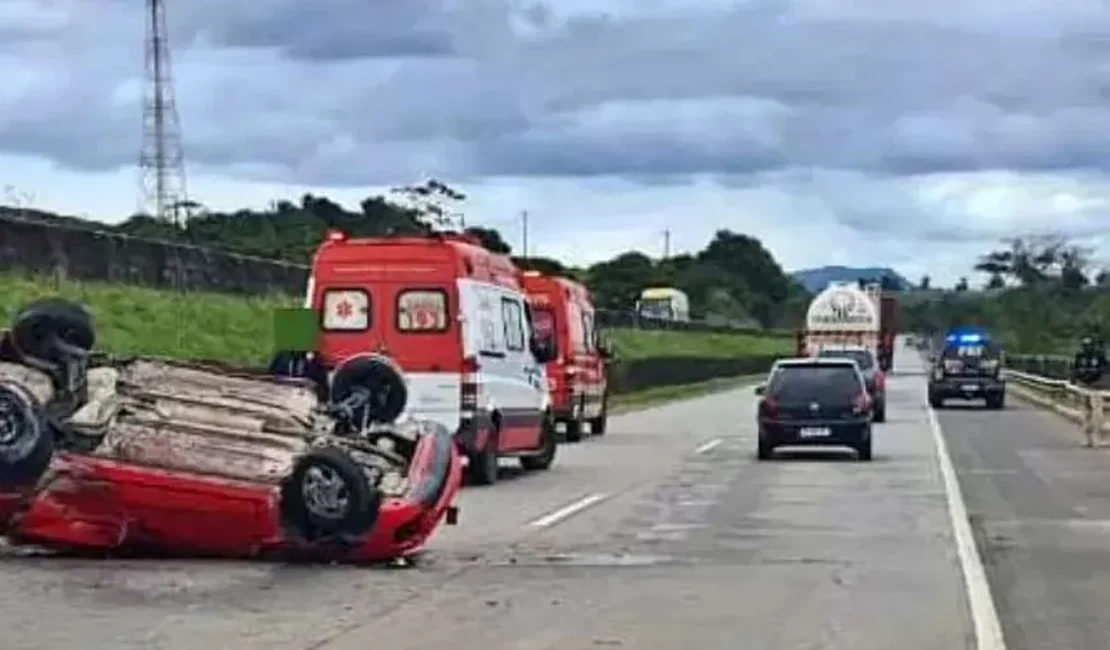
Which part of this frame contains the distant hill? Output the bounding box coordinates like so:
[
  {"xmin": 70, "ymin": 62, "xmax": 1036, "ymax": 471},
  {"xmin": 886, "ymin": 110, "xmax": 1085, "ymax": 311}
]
[{"xmin": 791, "ymin": 266, "xmax": 912, "ymax": 293}]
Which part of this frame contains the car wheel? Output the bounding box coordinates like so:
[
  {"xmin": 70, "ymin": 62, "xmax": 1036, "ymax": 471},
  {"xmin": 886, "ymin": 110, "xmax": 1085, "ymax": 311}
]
[
  {"xmin": 985, "ymin": 394, "xmax": 1005, "ymax": 410},
  {"xmin": 589, "ymin": 394, "xmax": 608, "ymax": 436},
  {"xmin": 329, "ymin": 354, "xmax": 408, "ymax": 426},
  {"xmin": 928, "ymin": 394, "xmax": 944, "ymax": 409},
  {"xmin": 856, "ymin": 435, "xmax": 873, "ymax": 461},
  {"xmin": 521, "ymin": 412, "xmax": 557, "ymax": 471},
  {"xmin": 756, "ymin": 437, "xmax": 774, "ymax": 461},
  {"xmin": 280, "ymin": 446, "xmax": 381, "ymax": 541},
  {"xmin": 9, "ymin": 298, "xmax": 95, "ymax": 367},
  {"xmin": 873, "ymin": 402, "xmax": 887, "ymax": 423},
  {"xmin": 0, "ymin": 381, "xmax": 54, "ymax": 491},
  {"xmin": 466, "ymin": 425, "xmax": 499, "ymax": 486}
]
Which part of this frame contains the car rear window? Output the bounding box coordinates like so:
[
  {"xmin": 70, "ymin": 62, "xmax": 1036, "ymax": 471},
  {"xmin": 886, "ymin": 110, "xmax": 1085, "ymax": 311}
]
[
  {"xmin": 818, "ymin": 349, "xmax": 874, "ymax": 371},
  {"xmin": 322, "ymin": 288, "xmax": 370, "ymax": 331},
  {"xmin": 397, "ymin": 289, "xmax": 448, "ymax": 332},
  {"xmin": 769, "ymin": 365, "xmax": 862, "ymax": 401}
]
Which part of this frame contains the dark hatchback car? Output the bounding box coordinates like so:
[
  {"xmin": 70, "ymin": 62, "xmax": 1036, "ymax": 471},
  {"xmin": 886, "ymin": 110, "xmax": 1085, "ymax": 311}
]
[
  {"xmin": 927, "ymin": 339, "xmax": 1006, "ymax": 409},
  {"xmin": 754, "ymin": 358, "xmax": 873, "ymax": 461}
]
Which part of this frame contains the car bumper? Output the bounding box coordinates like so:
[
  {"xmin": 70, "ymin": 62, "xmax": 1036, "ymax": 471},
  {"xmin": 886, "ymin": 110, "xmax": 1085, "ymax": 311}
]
[
  {"xmin": 759, "ymin": 418, "xmax": 871, "ymax": 447},
  {"xmin": 929, "ymin": 376, "xmax": 1005, "ymax": 399}
]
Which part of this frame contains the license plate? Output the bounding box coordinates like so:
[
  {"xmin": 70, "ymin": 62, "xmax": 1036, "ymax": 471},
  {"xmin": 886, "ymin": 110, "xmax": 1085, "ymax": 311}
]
[
  {"xmin": 799, "ymin": 427, "xmax": 831, "ymax": 438},
  {"xmin": 962, "ymin": 384, "xmax": 979, "ymax": 392}
]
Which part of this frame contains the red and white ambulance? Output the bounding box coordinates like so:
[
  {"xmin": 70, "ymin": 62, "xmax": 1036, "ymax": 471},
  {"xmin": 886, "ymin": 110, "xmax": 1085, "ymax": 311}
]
[
  {"xmin": 519, "ymin": 271, "xmax": 610, "ymax": 441},
  {"xmin": 303, "ymin": 231, "xmax": 557, "ymax": 486}
]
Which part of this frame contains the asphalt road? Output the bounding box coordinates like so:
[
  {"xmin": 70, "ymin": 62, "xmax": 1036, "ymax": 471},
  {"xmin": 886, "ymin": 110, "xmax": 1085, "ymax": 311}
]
[
  {"xmin": 939, "ymin": 378, "xmax": 1110, "ymax": 649},
  {"xmin": 0, "ymin": 348, "xmax": 987, "ymax": 650}
]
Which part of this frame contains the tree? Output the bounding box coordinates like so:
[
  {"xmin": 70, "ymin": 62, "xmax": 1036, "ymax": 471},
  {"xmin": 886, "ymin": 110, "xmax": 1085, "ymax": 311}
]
[
  {"xmin": 954, "ymin": 277, "xmax": 969, "ymax": 292},
  {"xmin": 465, "ymin": 226, "xmax": 511, "ymax": 254},
  {"xmin": 986, "ymin": 273, "xmax": 1005, "ymax": 290},
  {"xmin": 918, "ymin": 275, "xmax": 931, "ymax": 290}
]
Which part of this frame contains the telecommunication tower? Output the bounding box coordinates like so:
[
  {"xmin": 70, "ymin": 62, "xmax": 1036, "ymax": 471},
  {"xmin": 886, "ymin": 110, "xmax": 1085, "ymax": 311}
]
[{"xmin": 138, "ymin": 0, "xmax": 188, "ymax": 226}]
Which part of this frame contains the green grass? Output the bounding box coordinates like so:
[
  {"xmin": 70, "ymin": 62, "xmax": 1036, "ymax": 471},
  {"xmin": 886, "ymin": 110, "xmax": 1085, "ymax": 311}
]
[
  {"xmin": 606, "ymin": 328, "xmax": 792, "ymax": 360},
  {"xmin": 0, "ymin": 271, "xmax": 790, "ymax": 365},
  {"xmin": 610, "ymin": 374, "xmax": 764, "ymax": 412},
  {"xmin": 0, "ymin": 272, "xmax": 296, "ymax": 366}
]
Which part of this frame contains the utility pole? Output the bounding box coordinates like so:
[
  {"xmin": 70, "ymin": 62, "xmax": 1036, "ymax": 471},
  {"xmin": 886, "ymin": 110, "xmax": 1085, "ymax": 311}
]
[
  {"xmin": 663, "ymin": 228, "xmax": 671, "ymax": 260},
  {"xmin": 521, "ymin": 210, "xmax": 529, "ymax": 258}
]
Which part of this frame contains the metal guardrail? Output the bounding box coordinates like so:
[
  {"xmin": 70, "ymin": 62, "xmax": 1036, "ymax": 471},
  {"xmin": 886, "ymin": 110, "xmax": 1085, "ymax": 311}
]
[{"xmin": 1003, "ymin": 369, "xmax": 1109, "ymax": 439}]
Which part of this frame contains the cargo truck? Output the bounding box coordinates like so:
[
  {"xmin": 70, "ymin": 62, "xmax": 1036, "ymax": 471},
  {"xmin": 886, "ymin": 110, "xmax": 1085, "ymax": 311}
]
[{"xmin": 795, "ymin": 281, "xmax": 898, "ymax": 372}]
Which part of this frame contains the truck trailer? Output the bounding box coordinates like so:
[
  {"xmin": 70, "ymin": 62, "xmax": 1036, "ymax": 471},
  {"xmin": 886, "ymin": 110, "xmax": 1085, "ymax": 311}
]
[{"xmin": 795, "ymin": 281, "xmax": 898, "ymax": 371}]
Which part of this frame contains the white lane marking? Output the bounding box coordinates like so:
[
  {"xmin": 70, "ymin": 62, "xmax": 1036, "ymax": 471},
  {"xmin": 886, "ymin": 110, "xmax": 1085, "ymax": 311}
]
[
  {"xmin": 528, "ymin": 493, "xmax": 608, "ymax": 529},
  {"xmin": 926, "ymin": 396, "xmax": 1008, "ymax": 650},
  {"xmin": 695, "ymin": 438, "xmax": 723, "ymax": 454}
]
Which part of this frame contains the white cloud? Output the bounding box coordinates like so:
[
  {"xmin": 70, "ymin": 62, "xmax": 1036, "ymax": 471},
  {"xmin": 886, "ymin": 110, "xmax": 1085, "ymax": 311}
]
[{"xmin": 0, "ymin": 0, "xmax": 1107, "ymax": 285}]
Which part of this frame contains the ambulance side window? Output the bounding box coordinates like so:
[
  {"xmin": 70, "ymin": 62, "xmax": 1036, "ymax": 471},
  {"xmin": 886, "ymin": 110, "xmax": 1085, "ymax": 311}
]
[
  {"xmin": 476, "ymin": 289, "xmax": 502, "ymax": 355},
  {"xmin": 501, "ymin": 297, "xmax": 526, "ymax": 352},
  {"xmin": 581, "ymin": 311, "xmax": 596, "ymax": 353}
]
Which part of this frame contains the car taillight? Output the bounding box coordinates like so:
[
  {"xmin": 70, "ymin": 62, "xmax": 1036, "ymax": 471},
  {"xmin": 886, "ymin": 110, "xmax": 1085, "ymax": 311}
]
[
  {"xmin": 461, "ymin": 355, "xmax": 480, "ymax": 413},
  {"xmin": 759, "ymin": 396, "xmax": 779, "ymax": 418},
  {"xmin": 852, "ymin": 392, "xmax": 871, "ymax": 414}
]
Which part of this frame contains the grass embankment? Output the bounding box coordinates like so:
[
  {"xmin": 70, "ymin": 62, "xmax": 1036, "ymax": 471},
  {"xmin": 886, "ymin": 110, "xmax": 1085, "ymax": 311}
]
[{"xmin": 0, "ymin": 272, "xmax": 791, "ymax": 373}]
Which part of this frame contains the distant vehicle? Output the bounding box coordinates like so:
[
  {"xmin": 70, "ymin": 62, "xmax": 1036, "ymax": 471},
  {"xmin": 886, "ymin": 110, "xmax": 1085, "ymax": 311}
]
[
  {"xmin": 816, "ymin": 344, "xmax": 886, "ymax": 422},
  {"xmin": 927, "ymin": 328, "xmax": 1006, "ymax": 409},
  {"xmin": 284, "ymin": 230, "xmax": 558, "ymax": 486},
  {"xmin": 754, "ymin": 357, "xmax": 874, "ymax": 461},
  {"xmin": 519, "ymin": 270, "xmax": 611, "ymax": 442},
  {"xmin": 795, "ymin": 281, "xmax": 898, "ymax": 372},
  {"xmin": 636, "ymin": 287, "xmax": 690, "ymax": 323}
]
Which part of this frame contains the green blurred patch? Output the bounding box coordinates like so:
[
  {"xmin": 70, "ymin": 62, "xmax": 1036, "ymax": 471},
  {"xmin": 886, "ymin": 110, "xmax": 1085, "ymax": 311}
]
[{"xmin": 273, "ymin": 308, "xmax": 319, "ymax": 352}]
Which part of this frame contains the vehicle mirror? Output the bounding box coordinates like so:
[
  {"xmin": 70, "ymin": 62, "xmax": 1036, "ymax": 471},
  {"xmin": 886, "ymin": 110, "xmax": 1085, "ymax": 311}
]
[{"xmin": 753, "ymin": 384, "xmax": 765, "ymax": 396}]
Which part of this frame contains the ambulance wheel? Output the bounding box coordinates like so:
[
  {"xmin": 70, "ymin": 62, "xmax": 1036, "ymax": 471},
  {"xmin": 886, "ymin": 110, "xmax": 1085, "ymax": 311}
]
[
  {"xmin": 0, "ymin": 381, "xmax": 54, "ymax": 491},
  {"xmin": 280, "ymin": 446, "xmax": 381, "ymax": 541},
  {"xmin": 564, "ymin": 417, "xmax": 584, "ymax": 443},
  {"xmin": 521, "ymin": 411, "xmax": 557, "ymax": 471},
  {"xmin": 589, "ymin": 394, "xmax": 609, "ymax": 436},
  {"xmin": 466, "ymin": 425, "xmax": 499, "ymax": 486}
]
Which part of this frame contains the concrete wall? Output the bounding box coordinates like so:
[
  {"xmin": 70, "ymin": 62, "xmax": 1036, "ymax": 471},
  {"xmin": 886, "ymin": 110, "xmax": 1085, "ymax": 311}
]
[{"xmin": 0, "ymin": 215, "xmax": 308, "ymax": 295}]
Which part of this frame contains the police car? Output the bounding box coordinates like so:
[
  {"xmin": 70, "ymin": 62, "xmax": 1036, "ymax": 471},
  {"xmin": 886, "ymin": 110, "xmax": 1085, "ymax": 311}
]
[{"xmin": 927, "ymin": 328, "xmax": 1006, "ymax": 409}]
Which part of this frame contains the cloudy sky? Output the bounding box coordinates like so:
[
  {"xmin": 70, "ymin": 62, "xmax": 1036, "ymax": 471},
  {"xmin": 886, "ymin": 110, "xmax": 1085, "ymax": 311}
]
[{"xmin": 1, "ymin": 0, "xmax": 1109, "ymax": 285}]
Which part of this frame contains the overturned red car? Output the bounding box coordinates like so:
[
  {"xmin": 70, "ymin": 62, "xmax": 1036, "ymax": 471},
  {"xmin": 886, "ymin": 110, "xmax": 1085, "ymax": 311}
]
[{"xmin": 0, "ymin": 299, "xmax": 462, "ymax": 562}]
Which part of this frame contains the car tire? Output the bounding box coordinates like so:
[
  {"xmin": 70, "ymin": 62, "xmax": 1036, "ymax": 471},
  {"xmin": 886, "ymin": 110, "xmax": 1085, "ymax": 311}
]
[
  {"xmin": 329, "ymin": 354, "xmax": 408, "ymax": 426},
  {"xmin": 0, "ymin": 381, "xmax": 54, "ymax": 491},
  {"xmin": 856, "ymin": 435, "xmax": 873, "ymax": 461},
  {"xmin": 589, "ymin": 394, "xmax": 608, "ymax": 436},
  {"xmin": 466, "ymin": 425, "xmax": 499, "ymax": 486},
  {"xmin": 986, "ymin": 394, "xmax": 1005, "ymax": 410},
  {"xmin": 279, "ymin": 446, "xmax": 381, "ymax": 541},
  {"xmin": 873, "ymin": 402, "xmax": 886, "ymax": 423},
  {"xmin": 928, "ymin": 393, "xmax": 944, "ymax": 409},
  {"xmin": 521, "ymin": 412, "xmax": 557, "ymax": 471},
  {"xmin": 756, "ymin": 437, "xmax": 774, "ymax": 461},
  {"xmin": 9, "ymin": 298, "xmax": 95, "ymax": 368}
]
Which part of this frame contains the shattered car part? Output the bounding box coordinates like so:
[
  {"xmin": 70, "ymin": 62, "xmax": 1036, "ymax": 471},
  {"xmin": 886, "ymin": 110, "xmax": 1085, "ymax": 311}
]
[{"xmin": 0, "ymin": 299, "xmax": 462, "ymax": 562}]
